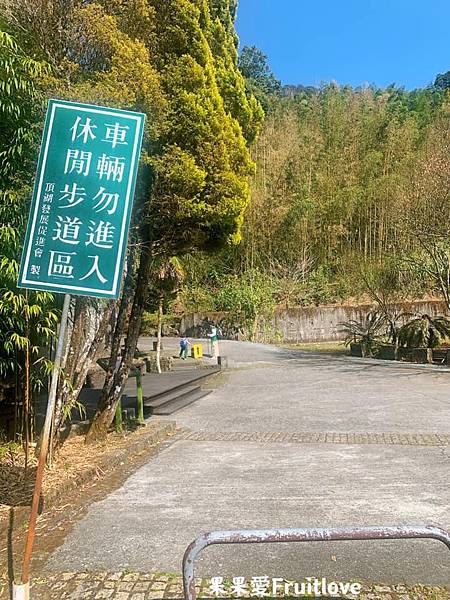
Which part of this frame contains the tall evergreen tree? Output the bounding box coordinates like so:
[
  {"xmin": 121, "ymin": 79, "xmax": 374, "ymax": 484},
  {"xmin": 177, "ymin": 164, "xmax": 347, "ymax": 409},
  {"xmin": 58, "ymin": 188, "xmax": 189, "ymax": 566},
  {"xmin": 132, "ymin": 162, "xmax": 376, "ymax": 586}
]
[
  {"xmin": 238, "ymin": 44, "xmax": 281, "ymax": 112},
  {"xmin": 86, "ymin": 0, "xmax": 263, "ymax": 440},
  {"xmin": 207, "ymin": 0, "xmax": 263, "ymax": 143}
]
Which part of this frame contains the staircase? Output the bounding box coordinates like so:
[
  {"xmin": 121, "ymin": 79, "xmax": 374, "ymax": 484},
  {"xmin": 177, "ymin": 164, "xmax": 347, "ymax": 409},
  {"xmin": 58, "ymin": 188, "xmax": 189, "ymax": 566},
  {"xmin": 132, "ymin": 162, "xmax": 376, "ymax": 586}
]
[
  {"xmin": 123, "ymin": 365, "xmax": 221, "ymax": 416},
  {"xmin": 147, "ymin": 386, "xmax": 211, "ymax": 415}
]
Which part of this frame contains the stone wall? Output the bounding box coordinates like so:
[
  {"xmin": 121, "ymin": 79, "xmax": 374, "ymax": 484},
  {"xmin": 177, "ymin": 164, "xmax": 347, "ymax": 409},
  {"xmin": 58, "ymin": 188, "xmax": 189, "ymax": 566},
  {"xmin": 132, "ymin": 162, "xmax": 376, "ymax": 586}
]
[{"xmin": 180, "ymin": 301, "xmax": 448, "ymax": 343}]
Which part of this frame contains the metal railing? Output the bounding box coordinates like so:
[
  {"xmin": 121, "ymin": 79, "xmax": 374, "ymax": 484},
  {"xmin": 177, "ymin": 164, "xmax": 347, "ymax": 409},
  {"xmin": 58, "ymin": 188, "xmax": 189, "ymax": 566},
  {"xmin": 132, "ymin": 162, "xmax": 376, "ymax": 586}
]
[{"xmin": 182, "ymin": 525, "xmax": 450, "ymax": 600}]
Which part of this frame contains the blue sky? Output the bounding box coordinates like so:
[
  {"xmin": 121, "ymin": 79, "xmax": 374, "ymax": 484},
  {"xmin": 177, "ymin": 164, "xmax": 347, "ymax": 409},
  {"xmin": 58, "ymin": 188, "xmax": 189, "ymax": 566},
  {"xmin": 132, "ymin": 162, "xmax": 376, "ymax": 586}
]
[{"xmin": 235, "ymin": 0, "xmax": 450, "ymax": 89}]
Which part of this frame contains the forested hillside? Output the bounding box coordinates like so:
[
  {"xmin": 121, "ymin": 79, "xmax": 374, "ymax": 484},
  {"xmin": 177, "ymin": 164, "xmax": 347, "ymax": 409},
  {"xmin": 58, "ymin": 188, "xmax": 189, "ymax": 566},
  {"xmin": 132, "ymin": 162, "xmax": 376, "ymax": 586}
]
[
  {"xmin": 178, "ymin": 58, "xmax": 450, "ymax": 321},
  {"xmin": 2, "ymin": 0, "xmax": 450, "ymax": 443}
]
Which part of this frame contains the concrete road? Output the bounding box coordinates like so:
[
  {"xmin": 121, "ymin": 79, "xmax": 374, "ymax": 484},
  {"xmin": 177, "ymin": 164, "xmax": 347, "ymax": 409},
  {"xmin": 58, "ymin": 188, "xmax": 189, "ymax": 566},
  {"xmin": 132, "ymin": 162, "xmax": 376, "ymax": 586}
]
[{"xmin": 45, "ymin": 341, "xmax": 450, "ymax": 585}]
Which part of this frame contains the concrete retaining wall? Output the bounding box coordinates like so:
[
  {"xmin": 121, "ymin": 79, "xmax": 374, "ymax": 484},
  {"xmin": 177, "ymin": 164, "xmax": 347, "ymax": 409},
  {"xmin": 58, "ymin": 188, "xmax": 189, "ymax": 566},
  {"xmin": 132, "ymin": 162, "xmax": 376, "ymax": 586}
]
[{"xmin": 180, "ymin": 301, "xmax": 448, "ymax": 343}]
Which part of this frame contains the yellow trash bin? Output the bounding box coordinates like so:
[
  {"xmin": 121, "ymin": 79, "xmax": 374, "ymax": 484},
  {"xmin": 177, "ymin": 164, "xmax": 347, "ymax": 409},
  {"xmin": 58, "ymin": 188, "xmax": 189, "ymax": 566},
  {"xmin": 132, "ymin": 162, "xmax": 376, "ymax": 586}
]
[{"xmin": 192, "ymin": 344, "xmax": 203, "ymax": 359}]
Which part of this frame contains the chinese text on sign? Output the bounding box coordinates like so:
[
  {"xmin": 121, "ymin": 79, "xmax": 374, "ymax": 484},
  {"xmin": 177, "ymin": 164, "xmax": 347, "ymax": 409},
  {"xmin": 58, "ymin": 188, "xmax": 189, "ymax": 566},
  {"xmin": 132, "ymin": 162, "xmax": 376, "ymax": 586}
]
[{"xmin": 18, "ymin": 99, "xmax": 145, "ymax": 299}]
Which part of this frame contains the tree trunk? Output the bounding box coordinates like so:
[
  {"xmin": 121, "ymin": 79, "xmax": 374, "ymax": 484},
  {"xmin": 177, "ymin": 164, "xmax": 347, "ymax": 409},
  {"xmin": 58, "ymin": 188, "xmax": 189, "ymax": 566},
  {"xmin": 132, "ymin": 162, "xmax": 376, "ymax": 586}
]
[
  {"xmin": 52, "ymin": 298, "xmax": 113, "ymax": 449},
  {"xmin": 96, "ymin": 252, "xmax": 137, "ymax": 410},
  {"xmin": 156, "ymin": 298, "xmax": 163, "ymax": 374},
  {"xmin": 251, "ymin": 311, "xmax": 259, "ymax": 342},
  {"xmin": 85, "ymin": 247, "xmax": 152, "ymax": 444}
]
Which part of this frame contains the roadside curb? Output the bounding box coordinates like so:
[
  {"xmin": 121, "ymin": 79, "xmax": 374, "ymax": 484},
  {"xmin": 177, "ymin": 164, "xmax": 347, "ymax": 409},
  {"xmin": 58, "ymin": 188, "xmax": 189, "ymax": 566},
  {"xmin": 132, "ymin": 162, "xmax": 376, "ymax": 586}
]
[
  {"xmin": 0, "ymin": 419, "xmax": 177, "ymax": 542},
  {"xmin": 43, "ymin": 419, "xmax": 177, "ymax": 509}
]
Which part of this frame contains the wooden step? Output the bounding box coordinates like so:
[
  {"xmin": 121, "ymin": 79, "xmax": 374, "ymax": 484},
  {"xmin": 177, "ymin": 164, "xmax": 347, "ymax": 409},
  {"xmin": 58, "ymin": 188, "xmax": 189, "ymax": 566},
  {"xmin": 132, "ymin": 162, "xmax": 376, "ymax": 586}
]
[{"xmin": 152, "ymin": 389, "xmax": 212, "ymax": 415}]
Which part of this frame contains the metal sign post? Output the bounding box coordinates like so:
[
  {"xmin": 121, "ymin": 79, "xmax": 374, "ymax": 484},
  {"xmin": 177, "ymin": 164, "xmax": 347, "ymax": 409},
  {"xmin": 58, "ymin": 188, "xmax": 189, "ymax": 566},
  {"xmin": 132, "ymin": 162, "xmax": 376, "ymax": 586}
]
[
  {"xmin": 14, "ymin": 99, "xmax": 145, "ymax": 598},
  {"xmin": 16, "ymin": 294, "xmax": 71, "ymax": 599}
]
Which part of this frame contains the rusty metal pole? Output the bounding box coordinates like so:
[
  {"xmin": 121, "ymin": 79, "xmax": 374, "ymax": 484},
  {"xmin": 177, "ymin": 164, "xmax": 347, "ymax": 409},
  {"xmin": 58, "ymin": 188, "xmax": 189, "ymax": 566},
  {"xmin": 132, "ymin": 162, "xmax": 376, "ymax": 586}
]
[{"xmin": 15, "ymin": 294, "xmax": 71, "ymax": 599}]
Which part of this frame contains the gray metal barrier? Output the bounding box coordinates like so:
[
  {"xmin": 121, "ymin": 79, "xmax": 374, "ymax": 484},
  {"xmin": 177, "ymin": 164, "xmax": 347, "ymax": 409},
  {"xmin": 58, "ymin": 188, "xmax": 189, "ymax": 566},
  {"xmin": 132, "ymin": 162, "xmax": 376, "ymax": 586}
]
[{"xmin": 182, "ymin": 525, "xmax": 450, "ymax": 600}]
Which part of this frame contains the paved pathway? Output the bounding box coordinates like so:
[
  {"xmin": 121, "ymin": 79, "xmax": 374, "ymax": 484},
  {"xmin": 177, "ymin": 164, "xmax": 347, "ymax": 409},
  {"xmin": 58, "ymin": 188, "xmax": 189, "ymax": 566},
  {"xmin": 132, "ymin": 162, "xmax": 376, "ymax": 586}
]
[{"xmin": 40, "ymin": 342, "xmax": 450, "ymax": 590}]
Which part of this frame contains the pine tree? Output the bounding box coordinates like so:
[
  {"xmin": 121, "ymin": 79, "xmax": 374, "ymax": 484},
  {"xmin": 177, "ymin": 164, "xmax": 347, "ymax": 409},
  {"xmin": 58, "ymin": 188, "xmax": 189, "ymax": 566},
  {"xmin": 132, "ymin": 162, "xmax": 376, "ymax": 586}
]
[
  {"xmin": 208, "ymin": 0, "xmax": 263, "ymax": 143},
  {"xmin": 148, "ymin": 0, "xmax": 260, "ymax": 250}
]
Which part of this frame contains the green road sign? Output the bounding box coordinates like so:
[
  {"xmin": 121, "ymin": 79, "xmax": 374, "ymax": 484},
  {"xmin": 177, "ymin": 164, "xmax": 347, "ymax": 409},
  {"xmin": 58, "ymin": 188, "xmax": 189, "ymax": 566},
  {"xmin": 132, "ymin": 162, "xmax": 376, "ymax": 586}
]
[{"xmin": 18, "ymin": 99, "xmax": 145, "ymax": 299}]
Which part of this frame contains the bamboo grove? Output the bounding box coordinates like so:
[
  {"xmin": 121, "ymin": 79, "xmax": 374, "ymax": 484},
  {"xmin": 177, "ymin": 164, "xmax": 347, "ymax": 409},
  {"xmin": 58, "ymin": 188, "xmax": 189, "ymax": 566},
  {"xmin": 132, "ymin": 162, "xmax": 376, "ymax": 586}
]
[{"xmin": 180, "ymin": 78, "xmax": 450, "ymax": 313}]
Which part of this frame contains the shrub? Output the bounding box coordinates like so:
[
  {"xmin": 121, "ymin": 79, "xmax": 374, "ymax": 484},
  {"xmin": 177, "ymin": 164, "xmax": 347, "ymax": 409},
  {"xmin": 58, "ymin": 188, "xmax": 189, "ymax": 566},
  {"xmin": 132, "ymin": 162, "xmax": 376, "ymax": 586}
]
[
  {"xmin": 397, "ymin": 314, "xmax": 450, "ymax": 348},
  {"xmin": 176, "ymin": 285, "xmax": 217, "ymax": 314},
  {"xmin": 339, "ymin": 311, "xmax": 387, "ymax": 356},
  {"xmin": 215, "ymin": 270, "xmax": 277, "ymax": 340}
]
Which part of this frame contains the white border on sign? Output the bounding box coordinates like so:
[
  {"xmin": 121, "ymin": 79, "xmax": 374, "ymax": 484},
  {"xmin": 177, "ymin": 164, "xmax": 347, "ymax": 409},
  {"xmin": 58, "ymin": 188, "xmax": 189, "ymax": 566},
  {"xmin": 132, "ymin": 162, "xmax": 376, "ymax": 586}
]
[{"xmin": 21, "ymin": 102, "xmax": 143, "ymax": 296}]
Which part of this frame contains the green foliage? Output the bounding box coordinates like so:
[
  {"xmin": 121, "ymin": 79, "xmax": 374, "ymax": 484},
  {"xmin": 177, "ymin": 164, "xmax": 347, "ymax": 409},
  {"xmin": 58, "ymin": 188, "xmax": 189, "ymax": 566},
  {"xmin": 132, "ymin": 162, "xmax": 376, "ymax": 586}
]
[
  {"xmin": 400, "ymin": 238, "xmax": 450, "ymax": 310},
  {"xmin": 339, "ymin": 311, "xmax": 387, "ymax": 356},
  {"xmin": 147, "ymin": 0, "xmax": 261, "ymax": 252},
  {"xmin": 238, "ymin": 45, "xmax": 281, "ymax": 113},
  {"xmin": 0, "ymin": 30, "xmax": 49, "ymax": 181},
  {"xmin": 0, "ymin": 289, "xmax": 58, "ymax": 382},
  {"xmin": 176, "ymin": 79, "xmax": 450, "ymax": 314},
  {"xmin": 301, "ymin": 266, "xmax": 346, "ymax": 305},
  {"xmin": 61, "ymin": 395, "xmax": 87, "ymax": 421},
  {"xmin": 397, "ymin": 315, "xmax": 450, "ymax": 349},
  {"xmin": 271, "ymin": 266, "xmax": 349, "ymax": 307},
  {"xmin": 208, "ymin": 10, "xmax": 263, "ymax": 143},
  {"xmin": 45, "ymin": 0, "xmax": 262, "ymax": 257},
  {"xmin": 0, "ymin": 436, "xmax": 21, "ymax": 458},
  {"xmin": 0, "ymin": 29, "xmax": 57, "ymax": 392},
  {"xmin": 215, "ymin": 269, "xmax": 276, "ymax": 340},
  {"xmin": 177, "ymin": 283, "xmax": 217, "ymax": 313},
  {"xmin": 433, "ymin": 71, "xmax": 450, "ymax": 92}
]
